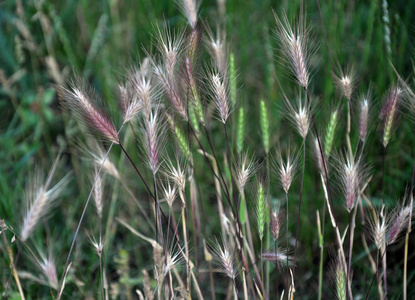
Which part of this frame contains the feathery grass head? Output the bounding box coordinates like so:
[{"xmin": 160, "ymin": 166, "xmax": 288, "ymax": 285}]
[
  {"xmin": 143, "ymin": 109, "xmax": 165, "ymax": 174},
  {"xmin": 21, "ymin": 157, "xmax": 70, "ymax": 241},
  {"xmin": 154, "ymin": 24, "xmax": 184, "ymax": 79},
  {"xmin": 358, "ymin": 92, "xmax": 371, "ymax": 142},
  {"xmin": 312, "ymin": 136, "xmax": 326, "ymax": 175},
  {"xmin": 387, "ymin": 204, "xmax": 412, "ymax": 245},
  {"xmin": 128, "ymin": 61, "xmax": 154, "ymax": 121},
  {"xmin": 236, "ymin": 152, "xmax": 258, "ymax": 192},
  {"xmin": 209, "ymin": 71, "xmax": 230, "ymax": 123},
  {"xmin": 59, "ymin": 80, "xmax": 119, "ymax": 144},
  {"xmin": 91, "ymin": 169, "xmax": 103, "ymax": 219},
  {"xmin": 154, "ymin": 64, "xmax": 188, "ymax": 121},
  {"xmin": 80, "ymin": 140, "xmax": 120, "ymax": 179},
  {"xmin": 211, "ymin": 237, "xmax": 237, "ymax": 279},
  {"xmin": 334, "ymin": 65, "xmax": 356, "ymax": 101},
  {"xmin": 274, "ymin": 8, "xmax": 315, "ymax": 88},
  {"xmin": 333, "ymin": 152, "xmax": 368, "ymax": 212},
  {"xmin": 380, "ymin": 86, "xmax": 402, "ymax": 147},
  {"xmin": 164, "ymin": 158, "xmax": 187, "ymax": 193},
  {"xmin": 38, "ymin": 253, "xmax": 58, "ymax": 290},
  {"xmin": 368, "ymin": 206, "xmax": 387, "ymax": 249},
  {"xmin": 88, "ymin": 233, "xmax": 104, "ymax": 258},
  {"xmin": 270, "ymin": 205, "xmax": 283, "ymax": 241},
  {"xmin": 274, "ymin": 148, "xmax": 299, "ymax": 194},
  {"xmin": 162, "ymin": 183, "xmax": 177, "ymax": 208},
  {"xmin": 206, "ymin": 25, "xmax": 228, "ymax": 77},
  {"xmin": 177, "ymin": 0, "xmax": 200, "ymax": 29},
  {"xmin": 283, "ymin": 93, "xmax": 310, "ymax": 139},
  {"xmin": 261, "ymin": 249, "xmax": 292, "ymax": 268}
]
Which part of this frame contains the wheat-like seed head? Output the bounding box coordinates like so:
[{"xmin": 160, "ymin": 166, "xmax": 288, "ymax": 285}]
[
  {"xmin": 274, "ymin": 148, "xmax": 298, "ymax": 194},
  {"xmin": 206, "ymin": 26, "xmax": 228, "ymax": 77},
  {"xmin": 39, "ymin": 255, "xmax": 58, "ymax": 290},
  {"xmin": 59, "ymin": 82, "xmax": 119, "ymax": 144},
  {"xmin": 274, "ymin": 8, "xmax": 314, "ymax": 88},
  {"xmin": 154, "ymin": 64, "xmax": 188, "ymax": 121},
  {"xmin": 261, "ymin": 249, "xmax": 292, "ymax": 268},
  {"xmin": 334, "ymin": 152, "xmax": 368, "ymax": 212},
  {"xmin": 154, "ymin": 24, "xmax": 184, "ymax": 80},
  {"xmin": 381, "ymin": 86, "xmax": 402, "ymax": 147},
  {"xmin": 21, "ymin": 158, "xmax": 70, "ymax": 241},
  {"xmin": 334, "ymin": 66, "xmax": 356, "ymax": 101},
  {"xmin": 387, "ymin": 205, "xmax": 412, "ymax": 245},
  {"xmin": 125, "ymin": 64, "xmax": 154, "ymax": 122},
  {"xmin": 177, "ymin": 0, "xmax": 200, "ymax": 29},
  {"xmin": 359, "ymin": 93, "xmax": 371, "ymax": 142},
  {"xmin": 211, "ymin": 237, "xmax": 237, "ymax": 279},
  {"xmin": 92, "ymin": 169, "xmax": 103, "ymax": 218},
  {"xmin": 162, "ymin": 183, "xmax": 177, "ymax": 208},
  {"xmin": 143, "ymin": 110, "xmax": 164, "ymax": 174},
  {"xmin": 236, "ymin": 152, "xmax": 257, "ymax": 192},
  {"xmin": 283, "ymin": 92, "xmax": 310, "ymax": 139},
  {"xmin": 164, "ymin": 158, "xmax": 187, "ymax": 192},
  {"xmin": 270, "ymin": 205, "xmax": 283, "ymax": 241},
  {"xmin": 210, "ymin": 72, "xmax": 230, "ymax": 123}
]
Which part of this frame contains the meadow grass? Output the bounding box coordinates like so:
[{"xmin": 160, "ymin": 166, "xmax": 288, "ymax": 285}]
[{"xmin": 1, "ymin": 0, "xmax": 415, "ymax": 299}]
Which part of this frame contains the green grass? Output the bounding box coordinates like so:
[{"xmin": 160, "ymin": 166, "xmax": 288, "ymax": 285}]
[{"xmin": 1, "ymin": 0, "xmax": 415, "ymax": 298}]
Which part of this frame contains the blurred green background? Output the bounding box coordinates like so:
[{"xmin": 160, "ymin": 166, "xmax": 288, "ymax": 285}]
[{"xmin": 1, "ymin": 0, "xmax": 415, "ymax": 298}]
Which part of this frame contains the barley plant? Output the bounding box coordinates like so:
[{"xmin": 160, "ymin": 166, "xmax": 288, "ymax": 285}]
[{"xmin": 2, "ymin": 0, "xmax": 415, "ymax": 299}]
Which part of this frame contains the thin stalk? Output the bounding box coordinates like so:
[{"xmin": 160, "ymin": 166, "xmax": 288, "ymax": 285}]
[
  {"xmin": 365, "ymin": 250, "xmax": 387, "ymax": 300},
  {"xmin": 119, "ymin": 143, "xmax": 183, "ymax": 252},
  {"xmin": 318, "ymin": 240, "xmax": 323, "ymax": 300},
  {"xmin": 57, "ymin": 142, "xmax": 115, "ymax": 298},
  {"xmin": 181, "ymin": 202, "xmax": 191, "ymax": 299},
  {"xmin": 194, "ymin": 122, "xmax": 264, "ymax": 294},
  {"xmin": 306, "ymin": 87, "xmax": 350, "ymax": 296},
  {"xmin": 285, "ymin": 192, "xmax": 289, "ymax": 298},
  {"xmin": 403, "ymin": 157, "xmax": 415, "ymax": 300},
  {"xmin": 208, "ymin": 260, "xmax": 216, "ymax": 300},
  {"xmin": 152, "ymin": 172, "xmax": 164, "ymax": 247},
  {"xmin": 275, "ymin": 240, "xmax": 279, "ymax": 298},
  {"xmin": 99, "ymin": 220, "xmax": 104, "ymax": 300},
  {"xmin": 346, "ymin": 100, "xmax": 353, "ymax": 160},
  {"xmin": 2, "ymin": 232, "xmax": 25, "ymax": 300},
  {"xmin": 266, "ymin": 150, "xmax": 271, "ymax": 297},
  {"xmin": 381, "ymin": 145, "xmax": 387, "ymax": 297},
  {"xmin": 224, "ymin": 123, "xmax": 238, "ymax": 223},
  {"xmin": 203, "ymin": 125, "xmax": 232, "ymax": 202},
  {"xmin": 293, "ymin": 140, "xmax": 306, "ymax": 277},
  {"xmin": 346, "ymin": 210, "xmax": 352, "ymax": 300}
]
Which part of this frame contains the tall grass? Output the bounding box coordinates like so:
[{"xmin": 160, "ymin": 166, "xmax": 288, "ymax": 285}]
[{"xmin": 1, "ymin": 0, "xmax": 415, "ymax": 299}]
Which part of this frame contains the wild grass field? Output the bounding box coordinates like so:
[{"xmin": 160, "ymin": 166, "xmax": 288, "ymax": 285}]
[{"xmin": 1, "ymin": 0, "xmax": 415, "ymax": 299}]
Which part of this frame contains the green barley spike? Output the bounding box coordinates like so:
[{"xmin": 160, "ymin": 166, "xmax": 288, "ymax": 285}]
[
  {"xmin": 189, "ymin": 105, "xmax": 200, "ymax": 134},
  {"xmin": 260, "ymin": 98, "xmax": 270, "ymax": 153},
  {"xmin": 229, "ymin": 52, "xmax": 237, "ymax": 107},
  {"xmin": 324, "ymin": 110, "xmax": 338, "ymax": 157},
  {"xmin": 236, "ymin": 106, "xmax": 245, "ymax": 155},
  {"xmin": 256, "ymin": 183, "xmax": 266, "ymax": 241},
  {"xmin": 167, "ymin": 115, "xmax": 191, "ymax": 160},
  {"xmin": 336, "ymin": 265, "xmax": 346, "ymax": 300}
]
